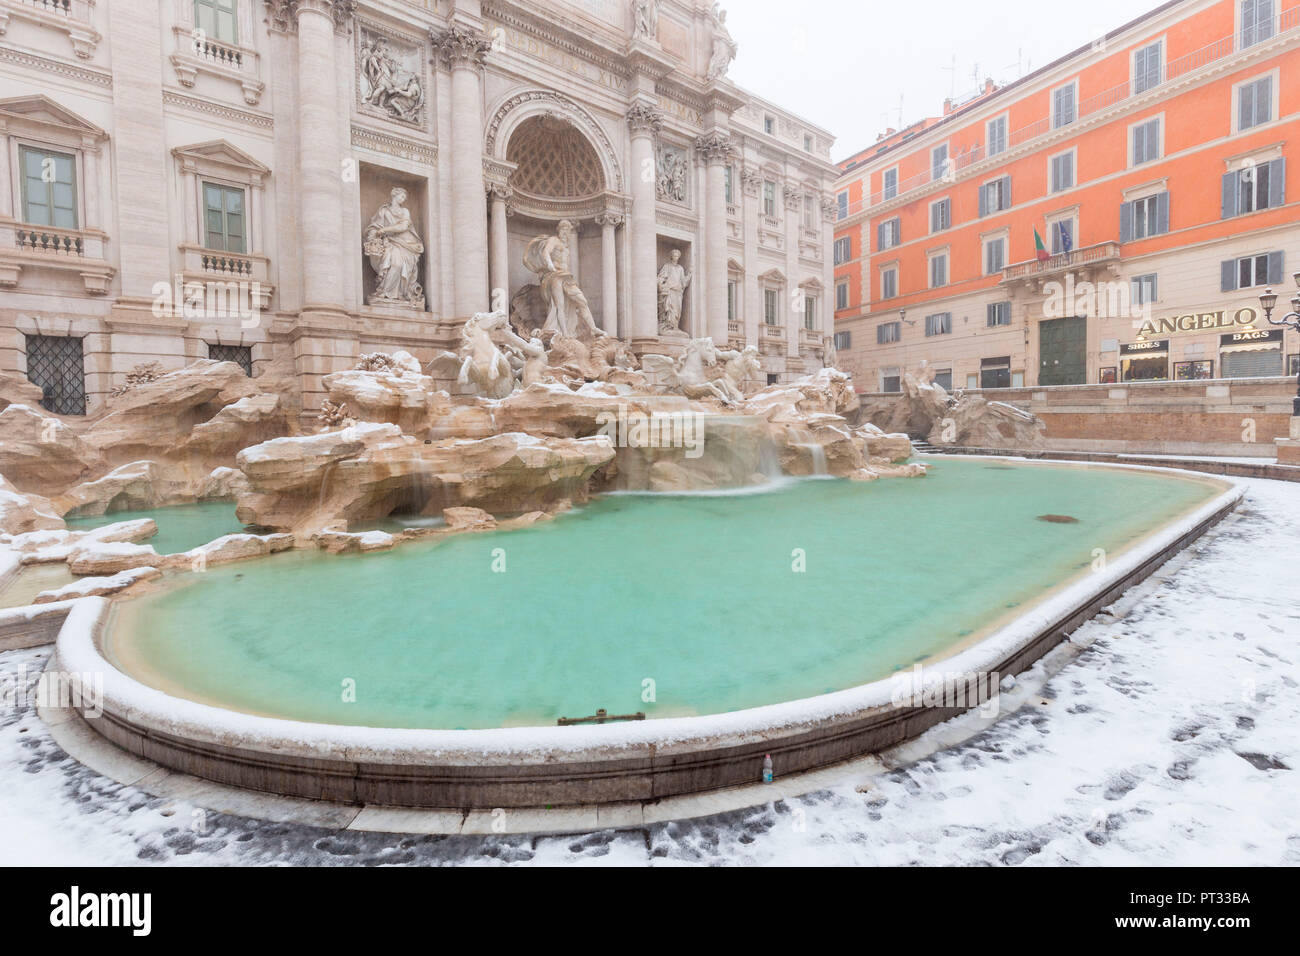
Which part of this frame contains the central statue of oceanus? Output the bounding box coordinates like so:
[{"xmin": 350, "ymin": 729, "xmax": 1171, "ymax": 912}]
[{"xmin": 523, "ymin": 220, "xmax": 600, "ymax": 340}]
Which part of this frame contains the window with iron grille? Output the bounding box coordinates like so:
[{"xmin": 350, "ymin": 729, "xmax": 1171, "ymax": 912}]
[
  {"xmin": 25, "ymin": 334, "xmax": 87, "ymax": 416},
  {"xmin": 208, "ymin": 343, "xmax": 253, "ymax": 375}
]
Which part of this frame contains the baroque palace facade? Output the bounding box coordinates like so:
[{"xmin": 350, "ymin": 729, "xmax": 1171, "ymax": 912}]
[
  {"xmin": 832, "ymin": 0, "xmax": 1300, "ymax": 393},
  {"xmin": 0, "ymin": 0, "xmax": 839, "ymax": 417}
]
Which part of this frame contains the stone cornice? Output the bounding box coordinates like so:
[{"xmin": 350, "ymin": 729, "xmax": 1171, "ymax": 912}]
[
  {"xmin": 162, "ymin": 90, "xmax": 273, "ymax": 130},
  {"xmin": 482, "ymin": 0, "xmax": 631, "ymax": 80},
  {"xmin": 0, "ymin": 45, "xmax": 111, "ymax": 88},
  {"xmin": 350, "ymin": 124, "xmax": 436, "ymax": 164}
]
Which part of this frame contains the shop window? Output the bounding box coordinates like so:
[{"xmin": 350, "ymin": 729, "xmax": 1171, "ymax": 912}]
[
  {"xmin": 1221, "ymin": 330, "xmax": 1284, "ymax": 377},
  {"xmin": 980, "ymin": 356, "xmax": 1011, "ymax": 389},
  {"xmin": 1174, "ymin": 360, "xmax": 1215, "ymax": 381},
  {"xmin": 1121, "ymin": 341, "xmax": 1170, "ymax": 381}
]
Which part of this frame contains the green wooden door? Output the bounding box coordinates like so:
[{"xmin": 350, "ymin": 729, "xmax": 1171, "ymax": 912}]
[{"xmin": 1038, "ymin": 316, "xmax": 1087, "ymax": 386}]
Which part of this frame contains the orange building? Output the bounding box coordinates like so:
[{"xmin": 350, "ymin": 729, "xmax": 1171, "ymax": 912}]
[{"xmin": 832, "ymin": 0, "xmax": 1300, "ymax": 393}]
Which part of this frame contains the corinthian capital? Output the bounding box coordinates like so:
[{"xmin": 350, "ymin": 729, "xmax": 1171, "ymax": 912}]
[
  {"xmin": 626, "ymin": 102, "xmax": 664, "ymax": 135},
  {"xmin": 694, "ymin": 132, "xmax": 734, "ymax": 164},
  {"xmin": 434, "ymin": 24, "xmax": 493, "ymax": 69},
  {"xmin": 265, "ymin": 0, "xmax": 355, "ymax": 35}
]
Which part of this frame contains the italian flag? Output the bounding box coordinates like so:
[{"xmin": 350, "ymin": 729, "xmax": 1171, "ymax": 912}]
[{"xmin": 1033, "ymin": 227, "xmax": 1050, "ymax": 261}]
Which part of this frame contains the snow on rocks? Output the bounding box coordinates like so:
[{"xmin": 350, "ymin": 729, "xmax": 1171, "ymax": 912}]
[
  {"xmin": 0, "ymin": 475, "xmax": 64, "ymax": 536},
  {"xmin": 53, "ymin": 460, "xmax": 194, "ymax": 517},
  {"xmin": 171, "ymin": 533, "xmax": 293, "ymax": 569},
  {"xmin": 313, "ymin": 530, "xmax": 396, "ymax": 554},
  {"xmin": 67, "ymin": 541, "xmax": 161, "ymax": 576},
  {"xmin": 33, "ymin": 566, "xmax": 162, "ymax": 604}
]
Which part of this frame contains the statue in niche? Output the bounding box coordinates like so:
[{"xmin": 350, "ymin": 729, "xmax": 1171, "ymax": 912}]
[
  {"xmin": 523, "ymin": 220, "xmax": 599, "ymax": 340},
  {"xmin": 630, "ymin": 0, "xmax": 660, "ymax": 40},
  {"xmin": 657, "ymin": 249, "xmax": 692, "ymax": 334},
  {"xmin": 363, "ymin": 187, "xmax": 425, "ymax": 307},
  {"xmin": 706, "ymin": 4, "xmax": 738, "ymax": 83},
  {"xmin": 360, "ymin": 35, "xmax": 424, "ymax": 122}
]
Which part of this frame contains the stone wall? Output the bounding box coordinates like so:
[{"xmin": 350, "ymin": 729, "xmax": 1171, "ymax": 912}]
[{"xmin": 861, "ymin": 376, "xmax": 1297, "ymax": 457}]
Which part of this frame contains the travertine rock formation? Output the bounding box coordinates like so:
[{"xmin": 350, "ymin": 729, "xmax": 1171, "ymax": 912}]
[
  {"xmin": 234, "ymin": 425, "xmax": 616, "ymax": 538},
  {"xmin": 0, "ymin": 404, "xmax": 103, "ymax": 494},
  {"xmin": 857, "ymin": 365, "xmax": 1046, "ymax": 450}
]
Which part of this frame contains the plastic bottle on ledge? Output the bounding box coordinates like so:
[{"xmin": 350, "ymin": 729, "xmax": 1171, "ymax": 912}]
[{"xmin": 762, "ymin": 754, "xmax": 773, "ymax": 784}]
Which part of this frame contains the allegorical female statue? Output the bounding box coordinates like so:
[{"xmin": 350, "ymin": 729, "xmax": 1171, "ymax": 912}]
[
  {"xmin": 657, "ymin": 249, "xmax": 692, "ymax": 334},
  {"xmin": 364, "ymin": 187, "xmax": 425, "ymax": 307},
  {"xmin": 631, "ymin": 0, "xmax": 660, "ymax": 40},
  {"xmin": 706, "ymin": 4, "xmax": 738, "ymax": 82}
]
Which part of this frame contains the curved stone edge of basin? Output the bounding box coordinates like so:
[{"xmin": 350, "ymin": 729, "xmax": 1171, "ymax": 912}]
[{"xmin": 52, "ymin": 464, "xmax": 1244, "ymax": 809}]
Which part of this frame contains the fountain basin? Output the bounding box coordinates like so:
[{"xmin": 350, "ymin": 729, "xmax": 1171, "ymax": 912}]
[{"xmin": 54, "ymin": 459, "xmax": 1240, "ymax": 808}]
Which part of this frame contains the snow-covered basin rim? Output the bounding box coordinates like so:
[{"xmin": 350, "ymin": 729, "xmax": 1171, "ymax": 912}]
[{"xmin": 54, "ymin": 460, "xmax": 1243, "ymax": 768}]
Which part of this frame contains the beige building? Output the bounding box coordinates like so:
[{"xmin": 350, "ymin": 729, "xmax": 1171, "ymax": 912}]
[{"xmin": 0, "ymin": 0, "xmax": 839, "ymax": 419}]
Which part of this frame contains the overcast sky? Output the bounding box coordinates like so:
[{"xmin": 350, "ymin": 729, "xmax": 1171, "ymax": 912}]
[{"xmin": 724, "ymin": 0, "xmax": 1162, "ymax": 161}]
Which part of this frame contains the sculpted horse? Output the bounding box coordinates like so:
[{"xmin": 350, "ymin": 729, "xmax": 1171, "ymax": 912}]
[{"xmin": 457, "ymin": 309, "xmax": 516, "ymax": 399}]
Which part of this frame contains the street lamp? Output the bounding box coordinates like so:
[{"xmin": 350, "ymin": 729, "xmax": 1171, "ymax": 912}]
[{"xmin": 1259, "ymin": 271, "xmax": 1300, "ymax": 417}]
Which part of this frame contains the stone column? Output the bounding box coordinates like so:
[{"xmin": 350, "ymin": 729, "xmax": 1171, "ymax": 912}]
[
  {"xmin": 595, "ymin": 211, "xmax": 623, "ymax": 335},
  {"xmin": 487, "ymin": 184, "xmax": 511, "ymax": 312},
  {"xmin": 783, "ymin": 182, "xmax": 802, "ymax": 365},
  {"xmin": 697, "ymin": 133, "xmax": 733, "ymax": 346},
  {"xmin": 294, "ymin": 0, "xmax": 347, "ymax": 314},
  {"xmin": 627, "ymin": 103, "xmax": 663, "ymax": 343},
  {"xmin": 0, "ymin": 120, "xmax": 10, "ymax": 220},
  {"xmin": 436, "ymin": 24, "xmax": 493, "ymax": 318}
]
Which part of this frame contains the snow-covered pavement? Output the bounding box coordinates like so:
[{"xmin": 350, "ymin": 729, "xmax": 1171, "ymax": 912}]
[{"xmin": 1, "ymin": 477, "xmax": 1295, "ymax": 866}]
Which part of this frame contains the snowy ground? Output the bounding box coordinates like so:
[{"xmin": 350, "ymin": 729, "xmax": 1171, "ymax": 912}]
[{"xmin": 0, "ymin": 477, "xmax": 1296, "ymax": 866}]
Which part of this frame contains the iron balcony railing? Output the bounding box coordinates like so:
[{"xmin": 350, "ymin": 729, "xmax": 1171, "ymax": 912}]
[{"xmin": 837, "ymin": 8, "xmax": 1300, "ymax": 221}]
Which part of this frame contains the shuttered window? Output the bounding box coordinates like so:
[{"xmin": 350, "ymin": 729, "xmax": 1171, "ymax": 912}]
[
  {"xmin": 984, "ymin": 238, "xmax": 1006, "ymax": 275},
  {"xmin": 1240, "ymin": 0, "xmax": 1275, "ymax": 49},
  {"xmin": 1133, "ymin": 41, "xmax": 1162, "ymax": 94},
  {"xmin": 987, "ymin": 302, "xmax": 1011, "ymax": 327},
  {"xmin": 1052, "ymin": 83, "xmax": 1076, "ymax": 128},
  {"xmin": 881, "ymin": 268, "xmax": 898, "ymax": 299},
  {"xmin": 1132, "ymin": 274, "xmax": 1158, "ymax": 305},
  {"xmin": 877, "ymin": 322, "xmax": 900, "ymax": 344},
  {"xmin": 1237, "ymin": 76, "xmax": 1272, "ymax": 131},
  {"xmin": 924, "ymin": 312, "xmax": 952, "ymax": 337},
  {"xmin": 1050, "ymin": 152, "xmax": 1074, "ymax": 193},
  {"xmin": 882, "ymin": 168, "xmax": 898, "ymax": 200},
  {"xmin": 832, "ymin": 331, "xmax": 851, "ymax": 350},
  {"xmin": 932, "ymin": 144, "xmax": 949, "ymax": 182},
  {"xmin": 1221, "ymin": 158, "xmax": 1285, "ymax": 218},
  {"xmin": 835, "ymin": 281, "xmax": 848, "ymax": 311},
  {"xmin": 986, "ymin": 116, "xmax": 1007, "ymax": 157},
  {"xmin": 930, "ymin": 198, "xmax": 950, "ymax": 233},
  {"xmin": 877, "ymin": 217, "xmax": 901, "ymax": 250},
  {"xmin": 929, "ymin": 254, "xmax": 947, "ymax": 289},
  {"xmin": 979, "ymin": 176, "xmax": 1011, "ymax": 216},
  {"xmin": 1220, "ymin": 251, "xmax": 1283, "ymax": 291},
  {"xmin": 1131, "ymin": 118, "xmax": 1161, "ymax": 166},
  {"xmin": 1121, "ymin": 192, "xmax": 1170, "ymax": 242}
]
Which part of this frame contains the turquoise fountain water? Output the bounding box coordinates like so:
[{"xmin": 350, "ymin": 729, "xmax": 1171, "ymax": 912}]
[
  {"xmin": 67, "ymin": 502, "xmax": 243, "ymax": 556},
  {"xmin": 109, "ymin": 459, "xmax": 1219, "ymax": 730}
]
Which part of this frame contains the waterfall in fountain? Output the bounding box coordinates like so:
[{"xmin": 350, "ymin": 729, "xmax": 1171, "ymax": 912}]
[{"xmin": 605, "ymin": 411, "xmax": 786, "ymax": 493}]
